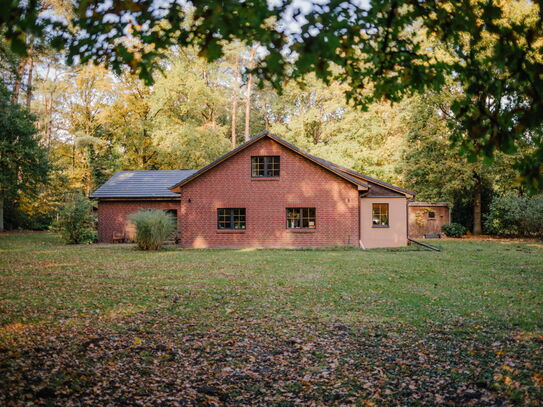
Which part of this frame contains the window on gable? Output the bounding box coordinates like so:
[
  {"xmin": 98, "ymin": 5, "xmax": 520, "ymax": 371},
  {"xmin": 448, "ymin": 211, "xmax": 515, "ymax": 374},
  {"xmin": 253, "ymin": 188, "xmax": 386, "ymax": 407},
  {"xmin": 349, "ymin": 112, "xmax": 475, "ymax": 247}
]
[
  {"xmin": 217, "ymin": 208, "xmax": 246, "ymax": 230},
  {"xmin": 251, "ymin": 156, "xmax": 280, "ymax": 177},
  {"xmin": 372, "ymin": 203, "xmax": 389, "ymax": 227},
  {"xmin": 286, "ymin": 208, "xmax": 316, "ymax": 229},
  {"xmin": 428, "ymin": 211, "xmax": 436, "ymax": 219}
]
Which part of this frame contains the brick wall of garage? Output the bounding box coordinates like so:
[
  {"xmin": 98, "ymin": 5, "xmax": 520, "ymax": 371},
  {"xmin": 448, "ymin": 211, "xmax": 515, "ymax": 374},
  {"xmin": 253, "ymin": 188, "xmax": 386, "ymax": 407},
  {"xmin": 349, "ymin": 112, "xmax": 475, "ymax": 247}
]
[{"xmin": 97, "ymin": 200, "xmax": 180, "ymax": 243}]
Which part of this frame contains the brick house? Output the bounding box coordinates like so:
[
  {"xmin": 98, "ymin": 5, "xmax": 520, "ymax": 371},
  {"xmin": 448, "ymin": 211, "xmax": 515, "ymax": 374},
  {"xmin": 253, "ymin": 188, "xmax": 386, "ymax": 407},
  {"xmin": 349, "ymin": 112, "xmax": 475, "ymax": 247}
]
[{"xmin": 91, "ymin": 132, "xmax": 415, "ymax": 248}]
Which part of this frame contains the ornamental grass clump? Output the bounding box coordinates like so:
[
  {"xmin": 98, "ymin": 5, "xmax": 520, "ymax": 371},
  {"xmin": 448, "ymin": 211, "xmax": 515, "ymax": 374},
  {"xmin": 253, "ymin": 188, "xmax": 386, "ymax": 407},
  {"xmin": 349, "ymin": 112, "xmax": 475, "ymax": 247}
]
[{"xmin": 129, "ymin": 210, "xmax": 175, "ymax": 250}]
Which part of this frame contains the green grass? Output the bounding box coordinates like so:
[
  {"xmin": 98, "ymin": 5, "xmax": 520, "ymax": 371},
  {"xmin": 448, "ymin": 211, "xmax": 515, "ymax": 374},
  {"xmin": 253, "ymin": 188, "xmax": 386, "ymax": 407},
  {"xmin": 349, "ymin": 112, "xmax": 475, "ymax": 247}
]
[
  {"xmin": 1, "ymin": 232, "xmax": 542, "ymax": 330},
  {"xmin": 1, "ymin": 232, "xmax": 542, "ymax": 406}
]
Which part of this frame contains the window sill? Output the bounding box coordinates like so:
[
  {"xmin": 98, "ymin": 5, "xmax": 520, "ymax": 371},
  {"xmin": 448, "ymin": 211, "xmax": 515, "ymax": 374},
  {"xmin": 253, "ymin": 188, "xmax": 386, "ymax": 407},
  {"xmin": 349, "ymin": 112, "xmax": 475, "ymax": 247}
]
[
  {"xmin": 372, "ymin": 225, "xmax": 390, "ymax": 228},
  {"xmin": 216, "ymin": 230, "xmax": 246, "ymax": 234},
  {"xmin": 286, "ymin": 229, "xmax": 317, "ymax": 233},
  {"xmin": 251, "ymin": 177, "xmax": 280, "ymax": 181}
]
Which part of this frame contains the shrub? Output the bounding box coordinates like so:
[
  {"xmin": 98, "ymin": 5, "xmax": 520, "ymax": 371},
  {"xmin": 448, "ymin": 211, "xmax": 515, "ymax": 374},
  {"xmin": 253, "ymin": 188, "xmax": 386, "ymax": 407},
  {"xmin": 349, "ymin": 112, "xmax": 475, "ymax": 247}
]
[
  {"xmin": 484, "ymin": 194, "xmax": 543, "ymax": 238},
  {"xmin": 442, "ymin": 222, "xmax": 467, "ymax": 238},
  {"xmin": 55, "ymin": 194, "xmax": 96, "ymax": 244},
  {"xmin": 129, "ymin": 210, "xmax": 175, "ymax": 250}
]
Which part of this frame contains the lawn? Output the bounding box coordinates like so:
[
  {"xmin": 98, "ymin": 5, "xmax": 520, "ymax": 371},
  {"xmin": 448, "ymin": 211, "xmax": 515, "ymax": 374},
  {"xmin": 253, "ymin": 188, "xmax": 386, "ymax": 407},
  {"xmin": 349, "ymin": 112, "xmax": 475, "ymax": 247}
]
[{"xmin": 0, "ymin": 232, "xmax": 542, "ymax": 406}]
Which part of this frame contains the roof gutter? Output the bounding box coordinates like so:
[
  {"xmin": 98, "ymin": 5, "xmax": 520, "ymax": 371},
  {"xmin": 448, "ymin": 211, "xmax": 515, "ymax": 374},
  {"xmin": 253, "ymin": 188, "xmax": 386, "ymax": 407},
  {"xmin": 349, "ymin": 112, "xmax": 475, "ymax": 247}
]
[{"xmin": 92, "ymin": 197, "xmax": 181, "ymax": 201}]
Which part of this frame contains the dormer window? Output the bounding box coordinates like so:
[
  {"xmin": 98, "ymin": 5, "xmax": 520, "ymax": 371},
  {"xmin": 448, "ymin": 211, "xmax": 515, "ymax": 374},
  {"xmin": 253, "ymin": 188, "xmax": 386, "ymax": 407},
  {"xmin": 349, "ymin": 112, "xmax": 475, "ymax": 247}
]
[{"xmin": 251, "ymin": 156, "xmax": 280, "ymax": 177}]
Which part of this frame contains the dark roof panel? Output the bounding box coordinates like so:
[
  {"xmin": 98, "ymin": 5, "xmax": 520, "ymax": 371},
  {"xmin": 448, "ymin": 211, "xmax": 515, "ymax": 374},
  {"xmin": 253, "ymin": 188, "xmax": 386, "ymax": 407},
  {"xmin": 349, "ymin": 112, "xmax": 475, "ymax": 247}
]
[
  {"xmin": 364, "ymin": 182, "xmax": 405, "ymax": 197},
  {"xmin": 90, "ymin": 170, "xmax": 197, "ymax": 198}
]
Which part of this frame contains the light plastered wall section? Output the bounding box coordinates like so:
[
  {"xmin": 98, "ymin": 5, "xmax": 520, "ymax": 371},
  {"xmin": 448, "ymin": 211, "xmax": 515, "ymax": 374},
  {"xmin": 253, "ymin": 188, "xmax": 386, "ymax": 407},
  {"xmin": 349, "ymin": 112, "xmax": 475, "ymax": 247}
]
[{"xmin": 360, "ymin": 197, "xmax": 408, "ymax": 248}]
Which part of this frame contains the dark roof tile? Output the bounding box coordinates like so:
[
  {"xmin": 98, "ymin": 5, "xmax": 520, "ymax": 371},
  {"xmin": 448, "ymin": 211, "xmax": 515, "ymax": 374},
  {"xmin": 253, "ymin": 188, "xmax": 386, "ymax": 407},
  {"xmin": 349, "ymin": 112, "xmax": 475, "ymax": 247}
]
[{"xmin": 90, "ymin": 170, "xmax": 197, "ymax": 198}]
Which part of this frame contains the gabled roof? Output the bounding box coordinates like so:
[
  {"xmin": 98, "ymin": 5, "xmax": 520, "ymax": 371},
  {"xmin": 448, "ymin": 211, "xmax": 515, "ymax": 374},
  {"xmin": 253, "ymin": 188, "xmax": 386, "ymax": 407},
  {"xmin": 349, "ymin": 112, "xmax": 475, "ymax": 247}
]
[
  {"xmin": 170, "ymin": 132, "xmax": 370, "ymax": 191},
  {"xmin": 90, "ymin": 170, "xmax": 197, "ymax": 199},
  {"xmin": 170, "ymin": 131, "xmax": 414, "ymax": 197}
]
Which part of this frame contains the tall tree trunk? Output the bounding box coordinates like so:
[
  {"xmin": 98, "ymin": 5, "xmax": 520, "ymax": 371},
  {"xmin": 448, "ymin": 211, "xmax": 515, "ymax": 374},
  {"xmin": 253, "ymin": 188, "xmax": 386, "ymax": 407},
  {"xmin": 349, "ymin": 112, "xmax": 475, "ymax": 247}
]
[
  {"xmin": 244, "ymin": 46, "xmax": 255, "ymax": 141},
  {"xmin": 210, "ymin": 108, "xmax": 216, "ymax": 129},
  {"xmin": 0, "ymin": 189, "xmax": 4, "ymax": 232},
  {"xmin": 11, "ymin": 59, "xmax": 26, "ymax": 104},
  {"xmin": 42, "ymin": 88, "xmax": 52, "ymax": 150},
  {"xmin": 46, "ymin": 95, "xmax": 53, "ymax": 150},
  {"xmin": 25, "ymin": 47, "xmax": 34, "ymax": 109},
  {"xmin": 473, "ymin": 174, "xmax": 482, "ymax": 235},
  {"xmin": 72, "ymin": 142, "xmax": 76, "ymax": 170},
  {"xmin": 231, "ymin": 55, "xmax": 240, "ymax": 149}
]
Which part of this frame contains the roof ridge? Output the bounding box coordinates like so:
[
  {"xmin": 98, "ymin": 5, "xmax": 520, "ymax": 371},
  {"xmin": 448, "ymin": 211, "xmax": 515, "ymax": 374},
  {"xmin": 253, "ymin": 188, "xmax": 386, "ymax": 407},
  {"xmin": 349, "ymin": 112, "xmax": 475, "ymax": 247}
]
[{"xmin": 94, "ymin": 132, "xmax": 414, "ymax": 198}]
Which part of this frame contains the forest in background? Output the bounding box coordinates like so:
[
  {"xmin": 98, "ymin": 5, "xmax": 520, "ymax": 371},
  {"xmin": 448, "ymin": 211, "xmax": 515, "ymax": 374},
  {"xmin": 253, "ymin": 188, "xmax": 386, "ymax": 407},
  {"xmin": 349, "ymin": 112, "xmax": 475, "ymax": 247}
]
[{"xmin": 0, "ymin": 0, "xmax": 539, "ymax": 235}]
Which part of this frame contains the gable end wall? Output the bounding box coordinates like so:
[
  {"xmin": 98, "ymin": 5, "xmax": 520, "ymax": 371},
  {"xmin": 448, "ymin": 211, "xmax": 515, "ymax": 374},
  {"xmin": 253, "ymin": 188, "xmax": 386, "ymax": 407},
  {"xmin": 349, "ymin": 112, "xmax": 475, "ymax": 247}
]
[{"xmin": 178, "ymin": 138, "xmax": 360, "ymax": 248}]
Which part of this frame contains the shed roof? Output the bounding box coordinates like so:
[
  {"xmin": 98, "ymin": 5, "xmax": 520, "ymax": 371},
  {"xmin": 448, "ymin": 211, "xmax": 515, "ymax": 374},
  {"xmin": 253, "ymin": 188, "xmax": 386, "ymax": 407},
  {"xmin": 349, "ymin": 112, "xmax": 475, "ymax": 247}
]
[{"xmin": 90, "ymin": 170, "xmax": 197, "ymax": 199}]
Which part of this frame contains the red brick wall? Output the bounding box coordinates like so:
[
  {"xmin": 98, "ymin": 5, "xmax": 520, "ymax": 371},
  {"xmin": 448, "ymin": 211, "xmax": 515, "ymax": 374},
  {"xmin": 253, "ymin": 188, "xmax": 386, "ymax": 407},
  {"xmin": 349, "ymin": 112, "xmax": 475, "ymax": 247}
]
[
  {"xmin": 97, "ymin": 200, "xmax": 179, "ymax": 243},
  {"xmin": 178, "ymin": 138, "xmax": 360, "ymax": 248}
]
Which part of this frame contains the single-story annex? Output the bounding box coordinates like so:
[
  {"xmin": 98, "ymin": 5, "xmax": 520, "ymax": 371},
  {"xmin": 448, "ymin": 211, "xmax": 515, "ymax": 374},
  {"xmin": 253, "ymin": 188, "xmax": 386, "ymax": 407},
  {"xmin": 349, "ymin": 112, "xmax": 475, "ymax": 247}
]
[{"xmin": 91, "ymin": 131, "xmax": 415, "ymax": 249}]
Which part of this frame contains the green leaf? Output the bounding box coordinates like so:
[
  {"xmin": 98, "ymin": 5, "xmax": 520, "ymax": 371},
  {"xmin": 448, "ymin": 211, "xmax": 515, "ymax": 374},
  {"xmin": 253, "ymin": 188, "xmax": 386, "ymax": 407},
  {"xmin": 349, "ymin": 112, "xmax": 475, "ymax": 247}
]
[{"xmin": 10, "ymin": 36, "xmax": 27, "ymax": 56}]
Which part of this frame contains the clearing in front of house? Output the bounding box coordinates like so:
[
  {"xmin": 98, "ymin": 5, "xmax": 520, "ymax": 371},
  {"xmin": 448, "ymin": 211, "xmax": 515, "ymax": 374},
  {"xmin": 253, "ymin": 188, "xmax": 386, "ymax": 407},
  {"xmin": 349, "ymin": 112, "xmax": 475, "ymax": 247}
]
[{"xmin": 0, "ymin": 232, "xmax": 542, "ymax": 405}]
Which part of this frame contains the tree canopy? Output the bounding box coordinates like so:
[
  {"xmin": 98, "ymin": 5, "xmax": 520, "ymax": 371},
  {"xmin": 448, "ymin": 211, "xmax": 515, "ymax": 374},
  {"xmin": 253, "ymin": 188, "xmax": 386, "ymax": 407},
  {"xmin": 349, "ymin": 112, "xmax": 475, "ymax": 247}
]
[
  {"xmin": 0, "ymin": 83, "xmax": 50, "ymax": 231},
  {"xmin": 3, "ymin": 0, "xmax": 542, "ymax": 187}
]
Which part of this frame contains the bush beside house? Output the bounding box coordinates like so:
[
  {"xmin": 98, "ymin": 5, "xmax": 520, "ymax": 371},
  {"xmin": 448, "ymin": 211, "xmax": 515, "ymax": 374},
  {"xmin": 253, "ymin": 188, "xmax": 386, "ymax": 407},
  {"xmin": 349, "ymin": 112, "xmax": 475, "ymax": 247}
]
[{"xmin": 55, "ymin": 194, "xmax": 97, "ymax": 244}]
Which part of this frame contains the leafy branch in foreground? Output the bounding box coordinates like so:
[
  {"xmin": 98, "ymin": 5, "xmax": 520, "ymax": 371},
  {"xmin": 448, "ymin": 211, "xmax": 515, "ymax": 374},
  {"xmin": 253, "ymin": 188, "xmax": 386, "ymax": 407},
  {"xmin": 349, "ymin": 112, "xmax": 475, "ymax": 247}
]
[{"xmin": 3, "ymin": 0, "xmax": 542, "ymax": 188}]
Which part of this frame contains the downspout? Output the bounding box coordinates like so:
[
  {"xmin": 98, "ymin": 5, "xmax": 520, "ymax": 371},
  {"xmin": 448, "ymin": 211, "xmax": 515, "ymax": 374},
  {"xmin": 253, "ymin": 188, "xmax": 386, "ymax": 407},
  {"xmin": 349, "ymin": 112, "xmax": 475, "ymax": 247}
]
[
  {"xmin": 359, "ymin": 191, "xmax": 368, "ymax": 249},
  {"xmin": 406, "ymin": 199, "xmax": 409, "ymax": 240},
  {"xmin": 406, "ymin": 196, "xmax": 415, "ymax": 241},
  {"xmin": 178, "ymin": 190, "xmax": 183, "ymax": 246}
]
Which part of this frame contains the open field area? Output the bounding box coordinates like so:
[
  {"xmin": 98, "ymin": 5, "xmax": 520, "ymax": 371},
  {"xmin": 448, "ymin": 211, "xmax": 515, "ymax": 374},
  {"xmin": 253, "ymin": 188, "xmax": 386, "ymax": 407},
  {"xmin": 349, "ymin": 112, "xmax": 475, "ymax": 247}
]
[{"xmin": 1, "ymin": 232, "xmax": 542, "ymax": 406}]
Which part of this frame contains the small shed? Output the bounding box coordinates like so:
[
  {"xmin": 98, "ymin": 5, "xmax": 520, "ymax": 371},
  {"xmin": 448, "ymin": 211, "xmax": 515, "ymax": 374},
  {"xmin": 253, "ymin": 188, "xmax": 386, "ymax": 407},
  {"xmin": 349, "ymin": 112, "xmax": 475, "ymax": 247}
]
[{"xmin": 408, "ymin": 202, "xmax": 450, "ymax": 238}]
